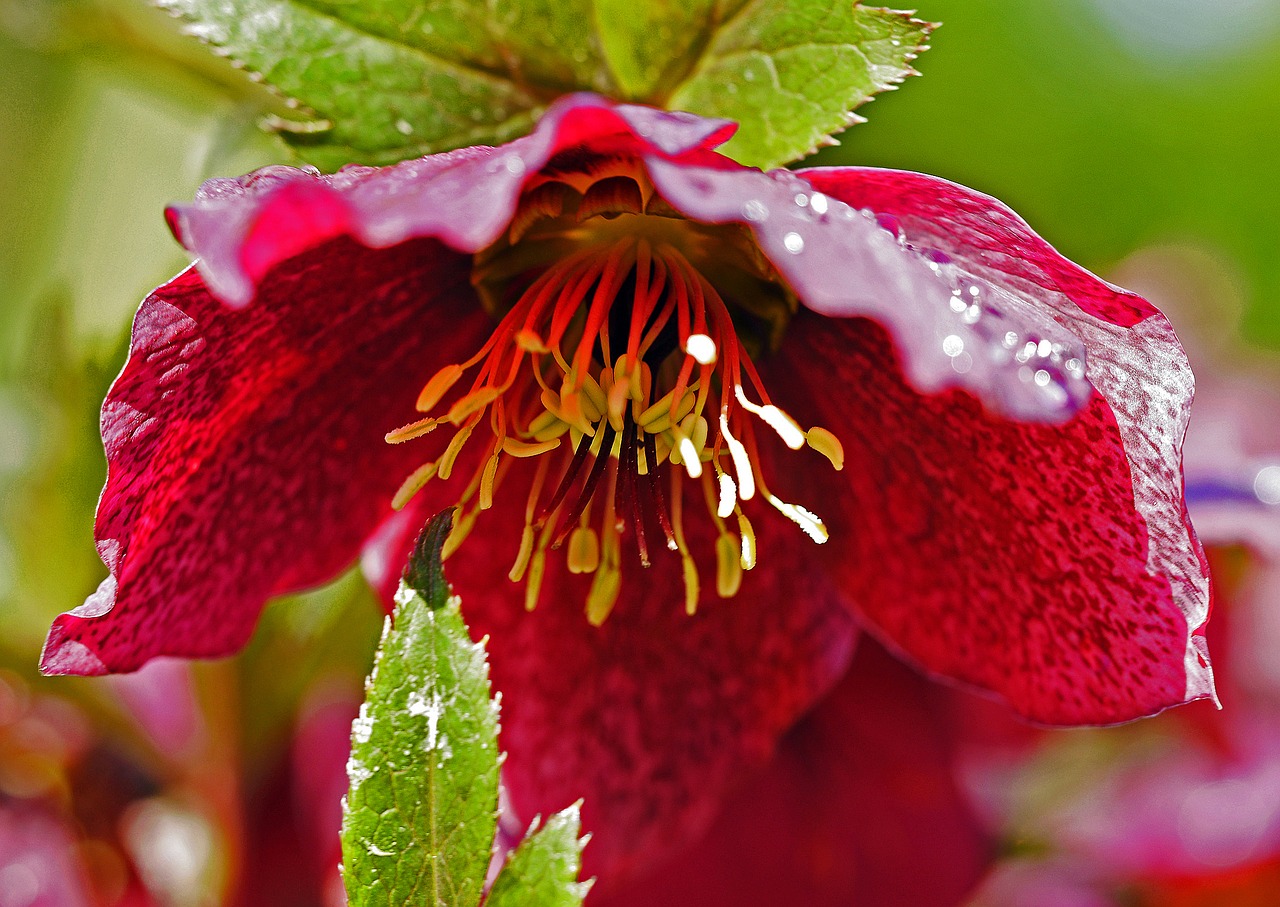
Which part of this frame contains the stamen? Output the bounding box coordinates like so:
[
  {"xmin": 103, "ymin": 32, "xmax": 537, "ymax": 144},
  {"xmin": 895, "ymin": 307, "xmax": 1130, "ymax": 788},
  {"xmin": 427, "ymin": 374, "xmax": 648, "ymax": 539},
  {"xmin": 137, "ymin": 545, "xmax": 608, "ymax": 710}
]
[
  {"xmin": 416, "ymin": 363, "xmax": 465, "ymax": 412},
  {"xmin": 386, "ymin": 416, "xmax": 439, "ymax": 444},
  {"xmin": 734, "ymin": 386, "xmax": 806, "ymax": 450},
  {"xmin": 392, "ymin": 461, "xmax": 438, "ymax": 511},
  {"xmin": 765, "ymin": 492, "xmax": 828, "ymax": 544},
  {"xmin": 394, "ymin": 193, "xmax": 844, "ymax": 624},
  {"xmin": 806, "ymin": 426, "xmax": 845, "ymax": 470},
  {"xmin": 716, "ymin": 470, "xmax": 737, "ymax": 519},
  {"xmin": 715, "ymin": 533, "xmax": 743, "ymax": 597}
]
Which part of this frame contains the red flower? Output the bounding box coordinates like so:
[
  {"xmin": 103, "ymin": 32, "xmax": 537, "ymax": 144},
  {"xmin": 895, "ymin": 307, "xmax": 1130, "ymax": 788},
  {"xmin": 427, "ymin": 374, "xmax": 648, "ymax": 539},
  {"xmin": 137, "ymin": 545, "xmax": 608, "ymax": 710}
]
[{"xmin": 42, "ymin": 94, "xmax": 1215, "ymax": 893}]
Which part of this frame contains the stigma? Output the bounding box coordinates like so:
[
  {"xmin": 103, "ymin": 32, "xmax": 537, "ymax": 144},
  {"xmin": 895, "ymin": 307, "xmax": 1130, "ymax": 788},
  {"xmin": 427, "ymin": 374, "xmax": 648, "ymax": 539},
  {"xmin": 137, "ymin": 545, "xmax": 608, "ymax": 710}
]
[{"xmin": 386, "ymin": 168, "xmax": 844, "ymax": 624}]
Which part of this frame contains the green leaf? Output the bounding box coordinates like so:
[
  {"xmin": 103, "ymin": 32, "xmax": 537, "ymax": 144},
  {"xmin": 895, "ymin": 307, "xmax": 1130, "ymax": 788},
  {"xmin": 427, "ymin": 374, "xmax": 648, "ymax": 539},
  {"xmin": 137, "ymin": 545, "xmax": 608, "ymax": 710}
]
[
  {"xmin": 487, "ymin": 805, "xmax": 593, "ymax": 907},
  {"xmin": 667, "ymin": 3, "xmax": 936, "ymax": 170},
  {"xmin": 152, "ymin": 0, "xmax": 552, "ymax": 170},
  {"xmin": 340, "ymin": 510, "xmax": 500, "ymax": 907}
]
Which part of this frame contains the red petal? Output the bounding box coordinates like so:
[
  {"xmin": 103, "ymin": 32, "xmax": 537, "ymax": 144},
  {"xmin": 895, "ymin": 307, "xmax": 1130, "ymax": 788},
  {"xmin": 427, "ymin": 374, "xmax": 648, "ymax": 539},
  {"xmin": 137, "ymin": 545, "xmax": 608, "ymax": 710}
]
[
  {"xmin": 768, "ymin": 312, "xmax": 1211, "ymax": 724},
  {"xmin": 41, "ymin": 238, "xmax": 490, "ymax": 675},
  {"xmin": 596, "ymin": 640, "xmax": 993, "ymax": 907},
  {"xmin": 168, "ymin": 95, "xmax": 736, "ymax": 306},
  {"xmin": 364, "ymin": 473, "xmax": 858, "ymax": 891}
]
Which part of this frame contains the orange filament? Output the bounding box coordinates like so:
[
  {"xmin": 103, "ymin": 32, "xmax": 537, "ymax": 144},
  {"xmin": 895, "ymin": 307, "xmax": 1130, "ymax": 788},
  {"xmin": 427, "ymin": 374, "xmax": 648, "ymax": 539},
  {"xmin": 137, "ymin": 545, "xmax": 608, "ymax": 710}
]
[{"xmin": 394, "ymin": 209, "xmax": 844, "ymax": 621}]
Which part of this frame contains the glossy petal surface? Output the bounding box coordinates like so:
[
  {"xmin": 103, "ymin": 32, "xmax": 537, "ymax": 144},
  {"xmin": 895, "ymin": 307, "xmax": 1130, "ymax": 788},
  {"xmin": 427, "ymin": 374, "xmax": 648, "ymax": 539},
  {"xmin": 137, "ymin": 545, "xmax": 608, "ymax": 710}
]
[{"xmin": 41, "ymin": 239, "xmax": 489, "ymax": 674}]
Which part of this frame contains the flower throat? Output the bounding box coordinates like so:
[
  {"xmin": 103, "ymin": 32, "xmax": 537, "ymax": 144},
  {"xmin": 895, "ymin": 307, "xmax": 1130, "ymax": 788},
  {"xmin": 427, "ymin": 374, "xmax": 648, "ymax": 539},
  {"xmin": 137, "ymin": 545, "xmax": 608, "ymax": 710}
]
[{"xmin": 387, "ymin": 169, "xmax": 844, "ymax": 624}]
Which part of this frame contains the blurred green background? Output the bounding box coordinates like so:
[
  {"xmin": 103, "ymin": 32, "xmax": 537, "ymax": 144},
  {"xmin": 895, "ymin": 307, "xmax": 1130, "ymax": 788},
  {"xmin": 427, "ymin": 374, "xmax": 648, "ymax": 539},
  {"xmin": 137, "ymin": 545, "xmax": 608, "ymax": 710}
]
[{"xmin": 2, "ymin": 0, "xmax": 1278, "ymax": 902}]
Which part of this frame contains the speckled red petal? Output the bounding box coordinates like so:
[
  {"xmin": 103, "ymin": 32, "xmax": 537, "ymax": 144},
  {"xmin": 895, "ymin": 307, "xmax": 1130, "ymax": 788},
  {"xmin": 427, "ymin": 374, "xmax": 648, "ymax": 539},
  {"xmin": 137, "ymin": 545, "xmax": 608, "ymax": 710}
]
[
  {"xmin": 768, "ymin": 312, "xmax": 1208, "ymax": 725},
  {"xmin": 595, "ymin": 640, "xmax": 993, "ymax": 907},
  {"xmin": 41, "ymin": 239, "xmax": 490, "ymax": 675}
]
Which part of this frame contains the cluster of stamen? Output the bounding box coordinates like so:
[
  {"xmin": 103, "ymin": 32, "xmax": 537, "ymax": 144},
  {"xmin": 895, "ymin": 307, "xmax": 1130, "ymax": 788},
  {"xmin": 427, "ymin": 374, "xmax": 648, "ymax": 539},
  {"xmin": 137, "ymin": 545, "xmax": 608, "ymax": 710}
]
[{"xmin": 386, "ymin": 171, "xmax": 844, "ymax": 623}]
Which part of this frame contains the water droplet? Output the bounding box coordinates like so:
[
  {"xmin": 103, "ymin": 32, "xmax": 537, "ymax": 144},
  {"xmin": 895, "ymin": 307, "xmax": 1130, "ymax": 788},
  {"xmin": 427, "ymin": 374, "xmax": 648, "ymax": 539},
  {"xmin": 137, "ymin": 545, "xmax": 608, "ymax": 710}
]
[
  {"xmin": 783, "ymin": 232, "xmax": 805, "ymax": 254},
  {"xmin": 1003, "ymin": 331, "xmax": 1019, "ymax": 348},
  {"xmin": 810, "ymin": 193, "xmax": 829, "ymax": 215},
  {"xmin": 1034, "ymin": 369, "xmax": 1051, "ymax": 387},
  {"xmin": 794, "ymin": 193, "xmax": 809, "ymax": 207},
  {"xmin": 504, "ymin": 156, "xmax": 526, "ymax": 175},
  {"xmin": 1255, "ymin": 465, "xmax": 1280, "ymax": 504},
  {"xmin": 963, "ymin": 304, "xmax": 981, "ymax": 324},
  {"xmin": 949, "ymin": 293, "xmax": 967, "ymax": 314},
  {"xmin": 395, "ymin": 118, "xmax": 414, "ymax": 136},
  {"xmin": 942, "ymin": 335, "xmax": 964, "ymax": 357},
  {"xmin": 742, "ymin": 199, "xmax": 769, "ymax": 222},
  {"xmin": 1066, "ymin": 357, "xmax": 1083, "ymax": 376},
  {"xmin": 1037, "ymin": 338, "xmax": 1053, "ymax": 358}
]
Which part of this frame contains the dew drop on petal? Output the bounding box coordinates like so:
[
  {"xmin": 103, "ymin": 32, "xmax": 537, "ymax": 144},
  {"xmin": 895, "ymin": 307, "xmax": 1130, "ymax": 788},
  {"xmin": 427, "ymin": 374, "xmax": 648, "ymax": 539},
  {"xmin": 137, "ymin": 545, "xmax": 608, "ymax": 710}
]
[
  {"xmin": 1254, "ymin": 465, "xmax": 1280, "ymax": 504},
  {"xmin": 742, "ymin": 199, "xmax": 769, "ymax": 222},
  {"xmin": 783, "ymin": 232, "xmax": 805, "ymax": 254}
]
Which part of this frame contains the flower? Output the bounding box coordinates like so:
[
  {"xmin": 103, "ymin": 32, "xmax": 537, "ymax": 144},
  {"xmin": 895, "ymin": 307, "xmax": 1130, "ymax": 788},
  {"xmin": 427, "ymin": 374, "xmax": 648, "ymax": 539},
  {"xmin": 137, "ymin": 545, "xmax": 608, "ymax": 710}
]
[{"xmin": 42, "ymin": 93, "xmax": 1215, "ymax": 891}]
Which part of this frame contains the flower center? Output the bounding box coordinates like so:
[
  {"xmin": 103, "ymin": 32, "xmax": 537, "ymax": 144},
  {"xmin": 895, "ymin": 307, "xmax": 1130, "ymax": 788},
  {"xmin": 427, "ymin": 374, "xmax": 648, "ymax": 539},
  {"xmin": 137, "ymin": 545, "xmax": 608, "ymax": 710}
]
[{"xmin": 387, "ymin": 164, "xmax": 844, "ymax": 623}]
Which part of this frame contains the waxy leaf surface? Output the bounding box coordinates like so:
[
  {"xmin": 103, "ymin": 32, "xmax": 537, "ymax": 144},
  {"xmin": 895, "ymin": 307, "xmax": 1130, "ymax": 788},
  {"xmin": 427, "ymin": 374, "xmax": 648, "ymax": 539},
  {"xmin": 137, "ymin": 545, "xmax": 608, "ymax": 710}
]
[
  {"xmin": 341, "ymin": 513, "xmax": 500, "ymax": 906},
  {"xmin": 488, "ymin": 806, "xmax": 592, "ymax": 907},
  {"xmin": 667, "ymin": 2, "xmax": 934, "ymax": 169},
  {"xmin": 159, "ymin": 0, "xmax": 930, "ymax": 170}
]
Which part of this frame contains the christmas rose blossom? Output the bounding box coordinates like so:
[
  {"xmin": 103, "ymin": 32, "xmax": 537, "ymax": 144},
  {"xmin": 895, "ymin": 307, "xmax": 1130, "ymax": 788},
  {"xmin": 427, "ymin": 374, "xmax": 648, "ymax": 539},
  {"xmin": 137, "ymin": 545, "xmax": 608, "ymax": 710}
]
[{"xmin": 41, "ymin": 93, "xmax": 1214, "ymax": 885}]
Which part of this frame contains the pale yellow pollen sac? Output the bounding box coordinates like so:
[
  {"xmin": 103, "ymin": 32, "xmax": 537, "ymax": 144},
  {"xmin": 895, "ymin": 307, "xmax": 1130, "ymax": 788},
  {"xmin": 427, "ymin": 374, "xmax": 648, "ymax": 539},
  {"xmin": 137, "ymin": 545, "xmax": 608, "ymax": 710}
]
[
  {"xmin": 503, "ymin": 437, "xmax": 561, "ymax": 458},
  {"xmin": 716, "ymin": 470, "xmax": 737, "ymax": 519},
  {"xmin": 508, "ymin": 525, "xmax": 536, "ymax": 582},
  {"xmin": 586, "ymin": 565, "xmax": 622, "ymax": 626},
  {"xmin": 684, "ymin": 332, "xmax": 717, "ymax": 366},
  {"xmin": 719, "ymin": 412, "xmax": 755, "ymax": 501},
  {"xmin": 766, "ymin": 493, "xmax": 828, "ymax": 544},
  {"xmin": 734, "ymin": 385, "xmax": 805, "ymax": 450},
  {"xmin": 479, "ymin": 451, "xmax": 501, "ymax": 510},
  {"xmin": 715, "ymin": 533, "xmax": 743, "ymax": 598},
  {"xmin": 806, "ymin": 426, "xmax": 845, "ymax": 470},
  {"xmin": 525, "ymin": 549, "xmax": 547, "ymax": 611},
  {"xmin": 392, "ymin": 461, "xmax": 438, "ymax": 511},
  {"xmin": 386, "ymin": 416, "xmax": 439, "ymax": 444},
  {"xmin": 442, "ymin": 508, "xmax": 479, "ymax": 559},
  {"xmin": 736, "ymin": 510, "xmax": 757, "ymax": 570},
  {"xmin": 681, "ymin": 555, "xmax": 700, "ymax": 615},
  {"xmin": 416, "ymin": 363, "xmax": 464, "ymax": 412},
  {"xmin": 567, "ymin": 526, "xmax": 600, "ymax": 574}
]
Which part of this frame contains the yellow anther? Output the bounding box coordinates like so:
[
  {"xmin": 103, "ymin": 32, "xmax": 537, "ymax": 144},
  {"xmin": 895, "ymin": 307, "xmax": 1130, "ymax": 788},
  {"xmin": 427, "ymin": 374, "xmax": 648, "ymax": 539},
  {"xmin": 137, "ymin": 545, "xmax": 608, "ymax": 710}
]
[
  {"xmin": 806, "ymin": 426, "xmax": 845, "ymax": 471},
  {"xmin": 734, "ymin": 386, "xmax": 806, "ymax": 450},
  {"xmin": 509, "ymin": 525, "xmax": 535, "ymax": 582},
  {"xmin": 385, "ymin": 416, "xmax": 439, "ymax": 444},
  {"xmin": 515, "ymin": 329, "xmax": 548, "ymax": 353},
  {"xmin": 580, "ymin": 374, "xmax": 607, "ymax": 420},
  {"xmin": 672, "ymin": 426, "xmax": 702, "ymax": 479},
  {"xmin": 442, "ymin": 509, "xmax": 478, "ymax": 560},
  {"xmin": 416, "ymin": 363, "xmax": 464, "ymax": 412},
  {"xmin": 525, "ymin": 550, "xmax": 546, "ymax": 611},
  {"xmin": 682, "ymin": 555, "xmax": 700, "ymax": 615},
  {"xmin": 479, "ymin": 452, "xmax": 500, "ymax": 510},
  {"xmin": 766, "ymin": 493, "xmax": 828, "ymax": 544},
  {"xmin": 447, "ymin": 386, "xmax": 503, "ymax": 424},
  {"xmin": 585, "ymin": 566, "xmax": 621, "ymax": 625},
  {"xmin": 503, "ymin": 437, "xmax": 561, "ymax": 457},
  {"xmin": 437, "ymin": 421, "xmax": 476, "ymax": 480},
  {"xmin": 567, "ymin": 526, "xmax": 600, "ymax": 574},
  {"xmin": 717, "ymin": 471, "xmax": 737, "ymax": 519},
  {"xmin": 715, "ymin": 533, "xmax": 743, "ymax": 597},
  {"xmin": 736, "ymin": 510, "xmax": 757, "ymax": 570},
  {"xmin": 392, "ymin": 461, "xmax": 438, "ymax": 511},
  {"xmin": 689, "ymin": 414, "xmax": 709, "ymax": 455}
]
